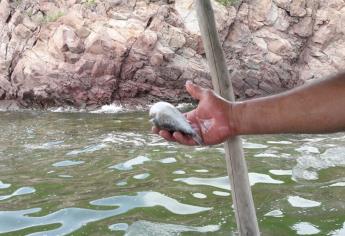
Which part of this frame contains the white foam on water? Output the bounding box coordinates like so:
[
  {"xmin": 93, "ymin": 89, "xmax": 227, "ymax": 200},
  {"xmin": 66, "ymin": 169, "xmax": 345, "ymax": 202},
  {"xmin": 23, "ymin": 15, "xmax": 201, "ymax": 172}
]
[
  {"xmin": 292, "ymin": 168, "xmax": 318, "ymax": 181},
  {"xmin": 300, "ymin": 138, "xmax": 326, "ymax": 142},
  {"xmin": 52, "ymin": 160, "xmax": 85, "ymax": 167},
  {"xmin": 269, "ymin": 170, "xmax": 292, "ymax": 176},
  {"xmin": 194, "ymin": 169, "xmax": 209, "ymax": 173},
  {"xmin": 133, "ymin": 173, "xmax": 150, "ymax": 180},
  {"xmin": 66, "ymin": 143, "xmax": 107, "ymax": 156},
  {"xmin": 267, "ymin": 141, "xmax": 293, "ymax": 145},
  {"xmin": 124, "ymin": 220, "xmax": 220, "ymax": 235},
  {"xmin": 0, "ymin": 181, "xmax": 11, "ymax": 189},
  {"xmin": 103, "ymin": 133, "xmax": 145, "ymax": 146},
  {"xmin": 109, "ymin": 155, "xmax": 150, "ymax": 170},
  {"xmin": 287, "ymin": 196, "xmax": 321, "ymax": 208},
  {"xmin": 90, "ymin": 104, "xmax": 124, "ymax": 114},
  {"xmin": 291, "ymin": 222, "xmax": 320, "ymax": 235},
  {"xmin": 24, "ymin": 141, "xmax": 66, "ymax": 150},
  {"xmin": 243, "ymin": 142, "xmax": 268, "ymax": 149},
  {"xmin": 264, "ymin": 209, "xmax": 284, "ymax": 218},
  {"xmin": 329, "ymin": 222, "xmax": 345, "ymax": 236},
  {"xmin": 296, "ymin": 146, "xmax": 320, "ymax": 154},
  {"xmin": 192, "ymin": 193, "xmax": 207, "ymax": 199},
  {"xmin": 293, "ymin": 147, "xmax": 345, "ymax": 180},
  {"xmin": 173, "ymin": 170, "xmax": 186, "ymax": 175},
  {"xmin": 49, "ymin": 106, "xmax": 78, "ymax": 113},
  {"xmin": 0, "ymin": 187, "xmax": 36, "ymax": 201},
  {"xmin": 212, "ymin": 191, "xmax": 230, "ymax": 197},
  {"xmin": 255, "ymin": 153, "xmax": 279, "ymax": 158},
  {"xmin": 158, "ymin": 157, "xmax": 176, "ymax": 164}
]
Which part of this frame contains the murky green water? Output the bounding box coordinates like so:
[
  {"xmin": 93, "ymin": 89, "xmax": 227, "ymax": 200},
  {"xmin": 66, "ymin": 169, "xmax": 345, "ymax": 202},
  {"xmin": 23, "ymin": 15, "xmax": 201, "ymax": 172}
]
[{"xmin": 0, "ymin": 111, "xmax": 344, "ymax": 235}]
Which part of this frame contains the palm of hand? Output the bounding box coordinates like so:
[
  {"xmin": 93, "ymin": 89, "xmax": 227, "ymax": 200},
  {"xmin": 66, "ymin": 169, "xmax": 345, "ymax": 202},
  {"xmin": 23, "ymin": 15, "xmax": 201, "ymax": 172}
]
[{"xmin": 185, "ymin": 93, "xmax": 232, "ymax": 145}]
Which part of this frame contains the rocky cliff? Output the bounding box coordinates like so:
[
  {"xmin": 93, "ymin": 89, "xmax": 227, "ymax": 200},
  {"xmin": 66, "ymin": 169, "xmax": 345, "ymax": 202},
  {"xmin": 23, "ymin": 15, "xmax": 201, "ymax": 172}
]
[{"xmin": 0, "ymin": 0, "xmax": 344, "ymax": 109}]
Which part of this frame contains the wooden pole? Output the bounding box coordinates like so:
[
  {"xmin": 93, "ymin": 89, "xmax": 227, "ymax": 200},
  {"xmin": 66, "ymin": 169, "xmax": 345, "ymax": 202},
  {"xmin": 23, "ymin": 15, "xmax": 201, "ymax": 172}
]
[{"xmin": 195, "ymin": 1, "xmax": 260, "ymax": 235}]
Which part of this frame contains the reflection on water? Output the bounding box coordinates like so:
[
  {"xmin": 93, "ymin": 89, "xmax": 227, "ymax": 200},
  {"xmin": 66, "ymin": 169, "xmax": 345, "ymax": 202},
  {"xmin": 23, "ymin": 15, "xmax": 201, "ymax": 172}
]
[
  {"xmin": 0, "ymin": 111, "xmax": 344, "ymax": 235},
  {"xmin": 287, "ymin": 196, "xmax": 321, "ymax": 208},
  {"xmin": 291, "ymin": 222, "xmax": 321, "ymax": 235},
  {"xmin": 0, "ymin": 187, "xmax": 35, "ymax": 201},
  {"xmin": 123, "ymin": 220, "xmax": 220, "ymax": 236},
  {"xmin": 0, "ymin": 191, "xmax": 210, "ymax": 235},
  {"xmin": 175, "ymin": 173, "xmax": 283, "ymax": 191}
]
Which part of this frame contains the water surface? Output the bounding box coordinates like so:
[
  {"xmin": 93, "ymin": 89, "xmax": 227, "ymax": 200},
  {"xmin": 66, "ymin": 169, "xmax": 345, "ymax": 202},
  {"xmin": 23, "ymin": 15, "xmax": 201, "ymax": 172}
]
[{"xmin": 0, "ymin": 111, "xmax": 344, "ymax": 235}]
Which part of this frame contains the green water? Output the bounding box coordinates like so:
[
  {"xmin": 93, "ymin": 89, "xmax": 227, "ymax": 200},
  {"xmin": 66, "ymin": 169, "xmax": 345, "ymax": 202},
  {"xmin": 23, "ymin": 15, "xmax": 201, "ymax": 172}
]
[{"xmin": 0, "ymin": 111, "xmax": 344, "ymax": 235}]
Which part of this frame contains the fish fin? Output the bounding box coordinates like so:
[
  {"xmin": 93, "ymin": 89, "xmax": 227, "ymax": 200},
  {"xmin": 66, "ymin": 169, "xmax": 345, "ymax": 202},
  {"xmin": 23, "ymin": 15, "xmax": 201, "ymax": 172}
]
[{"xmin": 192, "ymin": 133, "xmax": 204, "ymax": 146}]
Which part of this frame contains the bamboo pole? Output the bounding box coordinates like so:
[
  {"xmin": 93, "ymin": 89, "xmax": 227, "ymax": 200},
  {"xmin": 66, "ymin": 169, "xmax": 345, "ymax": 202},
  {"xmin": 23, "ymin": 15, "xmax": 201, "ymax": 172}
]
[{"xmin": 195, "ymin": 1, "xmax": 260, "ymax": 235}]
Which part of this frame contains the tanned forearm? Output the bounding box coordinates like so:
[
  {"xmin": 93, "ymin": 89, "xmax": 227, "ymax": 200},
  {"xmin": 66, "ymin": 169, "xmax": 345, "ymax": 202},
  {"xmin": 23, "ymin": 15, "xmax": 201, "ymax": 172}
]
[{"xmin": 234, "ymin": 73, "xmax": 345, "ymax": 135}]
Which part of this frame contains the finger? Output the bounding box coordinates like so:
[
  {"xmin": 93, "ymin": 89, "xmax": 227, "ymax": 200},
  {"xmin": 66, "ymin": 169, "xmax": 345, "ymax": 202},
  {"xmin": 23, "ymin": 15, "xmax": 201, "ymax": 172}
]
[
  {"xmin": 173, "ymin": 132, "xmax": 197, "ymax": 146},
  {"xmin": 152, "ymin": 126, "xmax": 160, "ymax": 134},
  {"xmin": 159, "ymin": 130, "xmax": 177, "ymax": 142},
  {"xmin": 185, "ymin": 81, "xmax": 207, "ymax": 100},
  {"xmin": 184, "ymin": 110, "xmax": 198, "ymax": 123}
]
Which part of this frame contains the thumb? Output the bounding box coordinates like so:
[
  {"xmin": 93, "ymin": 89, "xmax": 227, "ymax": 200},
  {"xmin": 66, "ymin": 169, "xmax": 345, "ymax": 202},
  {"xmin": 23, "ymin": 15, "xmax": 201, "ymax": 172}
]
[{"xmin": 185, "ymin": 81, "xmax": 207, "ymax": 100}]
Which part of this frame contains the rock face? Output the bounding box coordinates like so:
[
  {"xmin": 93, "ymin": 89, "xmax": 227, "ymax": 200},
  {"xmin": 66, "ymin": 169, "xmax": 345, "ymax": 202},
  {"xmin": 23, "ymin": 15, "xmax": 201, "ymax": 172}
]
[{"xmin": 0, "ymin": 0, "xmax": 344, "ymax": 108}]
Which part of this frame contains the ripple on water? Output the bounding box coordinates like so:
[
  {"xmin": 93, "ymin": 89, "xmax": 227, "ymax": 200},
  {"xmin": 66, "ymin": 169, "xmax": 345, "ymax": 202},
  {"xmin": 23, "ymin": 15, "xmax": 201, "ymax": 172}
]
[
  {"xmin": 58, "ymin": 175, "xmax": 73, "ymax": 178},
  {"xmin": 267, "ymin": 141, "xmax": 293, "ymax": 145},
  {"xmin": 133, "ymin": 173, "xmax": 150, "ymax": 180},
  {"xmin": 291, "ymin": 222, "xmax": 320, "ymax": 235},
  {"xmin": 0, "ymin": 192, "xmax": 210, "ymax": 235},
  {"xmin": 175, "ymin": 173, "xmax": 283, "ymax": 190},
  {"xmin": 192, "ymin": 193, "xmax": 207, "ymax": 199},
  {"xmin": 264, "ymin": 209, "xmax": 284, "ymax": 218},
  {"xmin": 102, "ymin": 133, "xmax": 146, "ymax": 146},
  {"xmin": 52, "ymin": 160, "xmax": 85, "ymax": 167},
  {"xmin": 330, "ymin": 222, "xmax": 345, "ymax": 236},
  {"xmin": 108, "ymin": 223, "xmax": 129, "ymax": 232},
  {"xmin": 0, "ymin": 187, "xmax": 35, "ymax": 201},
  {"xmin": 90, "ymin": 104, "xmax": 124, "ymax": 114},
  {"xmin": 158, "ymin": 157, "xmax": 176, "ymax": 164},
  {"xmin": 287, "ymin": 196, "xmax": 321, "ymax": 208},
  {"xmin": 91, "ymin": 191, "xmax": 211, "ymax": 215},
  {"xmin": 173, "ymin": 170, "xmax": 186, "ymax": 175},
  {"xmin": 269, "ymin": 170, "xmax": 292, "ymax": 176},
  {"xmin": 116, "ymin": 181, "xmax": 127, "ymax": 186},
  {"xmin": 109, "ymin": 155, "xmax": 150, "ymax": 170},
  {"xmin": 212, "ymin": 191, "xmax": 230, "ymax": 197},
  {"xmin": 243, "ymin": 142, "xmax": 268, "ymax": 149},
  {"xmin": 0, "ymin": 181, "xmax": 11, "ymax": 189},
  {"xmin": 66, "ymin": 143, "xmax": 107, "ymax": 156},
  {"xmin": 293, "ymin": 147, "xmax": 345, "ymax": 180},
  {"xmin": 24, "ymin": 141, "xmax": 65, "ymax": 150},
  {"xmin": 329, "ymin": 182, "xmax": 345, "ymax": 187},
  {"xmin": 295, "ymin": 146, "xmax": 320, "ymax": 154},
  {"xmin": 195, "ymin": 169, "xmax": 209, "ymax": 173},
  {"xmin": 123, "ymin": 220, "xmax": 220, "ymax": 235}
]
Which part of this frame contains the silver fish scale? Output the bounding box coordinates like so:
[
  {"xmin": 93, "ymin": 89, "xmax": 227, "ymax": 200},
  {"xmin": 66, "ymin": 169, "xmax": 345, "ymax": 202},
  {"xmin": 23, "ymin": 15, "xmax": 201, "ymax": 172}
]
[{"xmin": 156, "ymin": 110, "xmax": 194, "ymax": 135}]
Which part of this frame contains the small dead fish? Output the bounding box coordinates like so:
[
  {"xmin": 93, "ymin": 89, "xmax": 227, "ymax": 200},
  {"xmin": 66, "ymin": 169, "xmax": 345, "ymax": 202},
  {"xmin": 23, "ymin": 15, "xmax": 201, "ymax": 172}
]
[{"xmin": 149, "ymin": 101, "xmax": 203, "ymax": 145}]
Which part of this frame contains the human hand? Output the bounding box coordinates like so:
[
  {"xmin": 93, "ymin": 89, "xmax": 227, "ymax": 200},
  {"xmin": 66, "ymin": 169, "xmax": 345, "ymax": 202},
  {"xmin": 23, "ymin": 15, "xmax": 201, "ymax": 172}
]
[{"xmin": 152, "ymin": 81, "xmax": 237, "ymax": 146}]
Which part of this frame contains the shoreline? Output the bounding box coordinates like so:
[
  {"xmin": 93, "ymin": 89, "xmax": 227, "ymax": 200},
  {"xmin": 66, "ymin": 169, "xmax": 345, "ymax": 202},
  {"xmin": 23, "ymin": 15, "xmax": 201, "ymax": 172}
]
[{"xmin": 0, "ymin": 100, "xmax": 193, "ymax": 114}]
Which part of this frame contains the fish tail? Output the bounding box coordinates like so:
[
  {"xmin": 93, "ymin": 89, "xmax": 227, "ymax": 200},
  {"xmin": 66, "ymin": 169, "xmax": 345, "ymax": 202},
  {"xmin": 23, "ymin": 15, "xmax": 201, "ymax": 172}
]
[{"xmin": 192, "ymin": 133, "xmax": 204, "ymax": 146}]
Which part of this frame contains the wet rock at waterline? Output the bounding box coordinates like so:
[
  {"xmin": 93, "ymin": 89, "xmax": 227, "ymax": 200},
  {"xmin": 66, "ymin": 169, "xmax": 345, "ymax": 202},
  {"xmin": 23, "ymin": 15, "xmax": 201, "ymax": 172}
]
[{"xmin": 1, "ymin": 0, "xmax": 345, "ymax": 109}]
